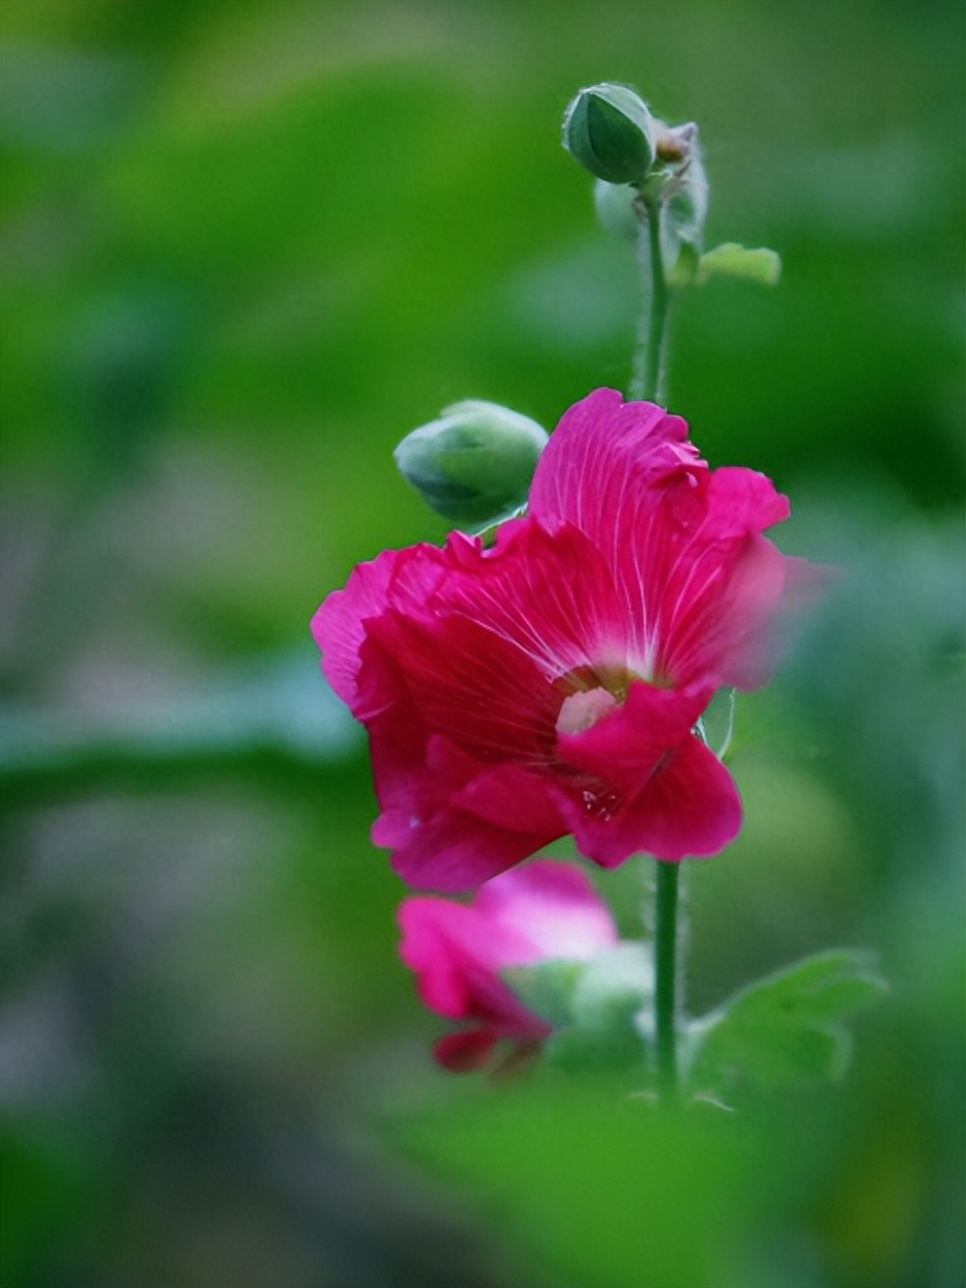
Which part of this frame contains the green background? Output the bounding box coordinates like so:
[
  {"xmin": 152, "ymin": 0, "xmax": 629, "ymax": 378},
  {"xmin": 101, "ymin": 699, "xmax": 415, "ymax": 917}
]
[{"xmin": 1, "ymin": 2, "xmax": 963, "ymax": 1285}]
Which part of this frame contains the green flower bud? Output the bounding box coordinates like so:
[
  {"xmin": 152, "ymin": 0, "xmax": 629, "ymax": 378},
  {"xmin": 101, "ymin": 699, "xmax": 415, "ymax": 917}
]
[
  {"xmin": 394, "ymin": 400, "xmax": 548, "ymax": 526},
  {"xmin": 563, "ymin": 83, "xmax": 655, "ymax": 185}
]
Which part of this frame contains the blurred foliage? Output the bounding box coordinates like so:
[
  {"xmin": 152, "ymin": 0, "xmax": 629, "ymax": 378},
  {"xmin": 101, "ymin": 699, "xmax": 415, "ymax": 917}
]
[{"xmin": 0, "ymin": 2, "xmax": 963, "ymax": 1286}]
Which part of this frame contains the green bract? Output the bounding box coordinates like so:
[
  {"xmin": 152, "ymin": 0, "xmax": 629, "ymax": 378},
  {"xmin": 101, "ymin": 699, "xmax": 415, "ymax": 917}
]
[
  {"xmin": 592, "ymin": 178, "xmax": 641, "ymax": 243},
  {"xmin": 563, "ymin": 83, "xmax": 655, "ymax": 185},
  {"xmin": 394, "ymin": 400, "xmax": 548, "ymax": 526}
]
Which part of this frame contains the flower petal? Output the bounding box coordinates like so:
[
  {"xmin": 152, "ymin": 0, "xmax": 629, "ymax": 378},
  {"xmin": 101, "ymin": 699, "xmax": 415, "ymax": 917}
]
[
  {"xmin": 434, "ymin": 1029, "xmax": 498, "ymax": 1071},
  {"xmin": 368, "ymin": 715, "xmax": 566, "ymax": 892},
  {"xmin": 528, "ymin": 390, "xmax": 706, "ymax": 674},
  {"xmin": 556, "ymin": 680, "xmax": 713, "ymax": 797},
  {"xmin": 473, "ymin": 859, "xmax": 617, "ymax": 960},
  {"xmin": 647, "ymin": 469, "xmax": 802, "ymax": 689},
  {"xmin": 398, "ymin": 895, "xmax": 550, "ymax": 1038},
  {"xmin": 433, "ymin": 518, "xmax": 631, "ymax": 686},
  {"xmin": 365, "ymin": 609, "xmax": 559, "ymax": 765},
  {"xmin": 555, "ymin": 680, "xmax": 740, "ymax": 862},
  {"xmin": 311, "ymin": 544, "xmax": 447, "ymax": 715},
  {"xmin": 528, "ymin": 388, "xmax": 702, "ymax": 536},
  {"xmin": 564, "ymin": 735, "xmax": 742, "ymax": 863}
]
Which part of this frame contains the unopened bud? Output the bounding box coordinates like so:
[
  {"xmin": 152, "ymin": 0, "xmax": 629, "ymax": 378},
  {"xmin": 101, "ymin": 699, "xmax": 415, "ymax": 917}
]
[
  {"xmin": 563, "ymin": 83, "xmax": 655, "ymax": 185},
  {"xmin": 394, "ymin": 401, "xmax": 548, "ymax": 525}
]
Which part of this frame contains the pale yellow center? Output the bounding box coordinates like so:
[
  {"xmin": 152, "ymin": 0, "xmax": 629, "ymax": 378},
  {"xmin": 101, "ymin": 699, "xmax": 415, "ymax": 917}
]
[{"xmin": 555, "ymin": 686, "xmax": 619, "ymax": 736}]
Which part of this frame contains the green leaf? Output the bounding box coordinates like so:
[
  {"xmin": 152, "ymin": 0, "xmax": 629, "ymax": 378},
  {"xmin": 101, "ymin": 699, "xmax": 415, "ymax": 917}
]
[
  {"xmin": 685, "ymin": 949, "xmax": 888, "ymax": 1094},
  {"xmin": 698, "ymin": 242, "xmax": 782, "ymax": 286}
]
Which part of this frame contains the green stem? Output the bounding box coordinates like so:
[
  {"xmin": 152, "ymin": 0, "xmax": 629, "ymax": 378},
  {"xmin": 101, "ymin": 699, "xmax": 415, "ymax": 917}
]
[
  {"xmin": 629, "ymin": 197, "xmax": 669, "ymax": 403},
  {"xmin": 654, "ymin": 859, "xmax": 680, "ymax": 1103}
]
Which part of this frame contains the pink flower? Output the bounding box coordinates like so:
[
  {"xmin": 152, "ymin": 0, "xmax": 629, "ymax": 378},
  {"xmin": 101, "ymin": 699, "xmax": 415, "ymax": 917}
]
[
  {"xmin": 398, "ymin": 859, "xmax": 617, "ymax": 1071},
  {"xmin": 313, "ymin": 388, "xmax": 813, "ymax": 891}
]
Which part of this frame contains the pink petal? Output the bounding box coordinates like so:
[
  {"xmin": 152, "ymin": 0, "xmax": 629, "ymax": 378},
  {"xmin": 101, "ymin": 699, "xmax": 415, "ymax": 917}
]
[
  {"xmin": 573, "ymin": 735, "xmax": 742, "ymax": 863},
  {"xmin": 528, "ymin": 391, "xmax": 707, "ymax": 674},
  {"xmin": 555, "ymin": 680, "xmax": 713, "ymax": 797},
  {"xmin": 658, "ymin": 532, "xmax": 792, "ymax": 689},
  {"xmin": 398, "ymin": 896, "xmax": 551, "ymax": 1041},
  {"xmin": 366, "ymin": 609, "xmax": 558, "ymax": 765},
  {"xmin": 431, "ymin": 518, "xmax": 631, "ymax": 688},
  {"xmin": 370, "ymin": 728, "xmax": 566, "ymax": 892},
  {"xmin": 377, "ymin": 787, "xmax": 565, "ymax": 892},
  {"xmin": 312, "ymin": 544, "xmax": 447, "ymax": 715},
  {"xmin": 554, "ymin": 680, "xmax": 740, "ymax": 862},
  {"xmin": 528, "ymin": 389, "xmax": 702, "ymax": 536},
  {"xmin": 647, "ymin": 469, "xmax": 802, "ymax": 689},
  {"xmin": 398, "ymin": 897, "xmax": 537, "ymax": 1014},
  {"xmin": 473, "ymin": 860, "xmax": 617, "ymax": 960}
]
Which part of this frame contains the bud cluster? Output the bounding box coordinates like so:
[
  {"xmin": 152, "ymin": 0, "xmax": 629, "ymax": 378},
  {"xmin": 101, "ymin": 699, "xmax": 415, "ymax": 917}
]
[{"xmin": 564, "ymin": 83, "xmax": 709, "ymax": 280}]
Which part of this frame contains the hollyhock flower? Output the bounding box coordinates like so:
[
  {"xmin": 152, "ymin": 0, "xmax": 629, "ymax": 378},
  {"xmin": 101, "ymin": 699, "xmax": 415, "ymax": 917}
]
[
  {"xmin": 398, "ymin": 859, "xmax": 617, "ymax": 1072},
  {"xmin": 313, "ymin": 388, "xmax": 813, "ymax": 891}
]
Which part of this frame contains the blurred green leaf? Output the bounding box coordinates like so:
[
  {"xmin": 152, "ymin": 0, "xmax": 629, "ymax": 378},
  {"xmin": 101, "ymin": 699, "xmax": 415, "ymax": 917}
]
[
  {"xmin": 698, "ymin": 242, "xmax": 782, "ymax": 286},
  {"xmin": 685, "ymin": 949, "xmax": 888, "ymax": 1095},
  {"xmin": 0, "ymin": 651, "xmax": 359, "ymax": 806}
]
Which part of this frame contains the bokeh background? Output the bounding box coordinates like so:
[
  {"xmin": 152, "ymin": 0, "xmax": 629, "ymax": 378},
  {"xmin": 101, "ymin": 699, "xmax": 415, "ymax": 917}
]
[{"xmin": 1, "ymin": 2, "xmax": 963, "ymax": 1286}]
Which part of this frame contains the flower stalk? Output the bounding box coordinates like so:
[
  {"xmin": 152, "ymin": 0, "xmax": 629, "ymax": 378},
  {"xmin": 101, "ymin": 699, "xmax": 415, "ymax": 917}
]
[
  {"xmin": 630, "ymin": 196, "xmax": 669, "ymax": 404},
  {"xmin": 629, "ymin": 183, "xmax": 680, "ymax": 1102},
  {"xmin": 654, "ymin": 859, "xmax": 681, "ymax": 1103}
]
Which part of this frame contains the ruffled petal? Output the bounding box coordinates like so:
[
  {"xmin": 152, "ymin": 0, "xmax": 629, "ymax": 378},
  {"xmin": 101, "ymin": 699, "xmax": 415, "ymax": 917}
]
[
  {"xmin": 376, "ymin": 784, "xmax": 565, "ymax": 893},
  {"xmin": 311, "ymin": 544, "xmax": 447, "ymax": 715},
  {"xmin": 398, "ymin": 897, "xmax": 536, "ymax": 1013},
  {"xmin": 528, "ymin": 389, "xmax": 702, "ymax": 536},
  {"xmin": 430, "ymin": 518, "xmax": 631, "ymax": 685},
  {"xmin": 658, "ymin": 532, "xmax": 793, "ymax": 689},
  {"xmin": 370, "ymin": 723, "xmax": 566, "ymax": 891}
]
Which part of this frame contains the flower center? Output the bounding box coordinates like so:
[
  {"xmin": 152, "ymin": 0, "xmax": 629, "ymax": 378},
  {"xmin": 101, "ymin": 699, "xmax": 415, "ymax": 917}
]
[{"xmin": 555, "ymin": 686, "xmax": 619, "ymax": 736}]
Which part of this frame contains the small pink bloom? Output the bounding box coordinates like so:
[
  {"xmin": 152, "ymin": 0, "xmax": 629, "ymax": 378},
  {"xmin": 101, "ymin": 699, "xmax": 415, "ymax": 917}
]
[
  {"xmin": 398, "ymin": 859, "xmax": 617, "ymax": 1071},
  {"xmin": 314, "ymin": 388, "xmax": 814, "ymax": 890}
]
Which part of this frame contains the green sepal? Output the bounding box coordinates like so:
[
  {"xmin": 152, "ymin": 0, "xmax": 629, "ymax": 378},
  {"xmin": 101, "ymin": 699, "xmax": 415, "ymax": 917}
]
[
  {"xmin": 684, "ymin": 949, "xmax": 888, "ymax": 1095},
  {"xmin": 502, "ymin": 958, "xmax": 586, "ymax": 1029},
  {"xmin": 505, "ymin": 945, "xmax": 653, "ymax": 1075}
]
